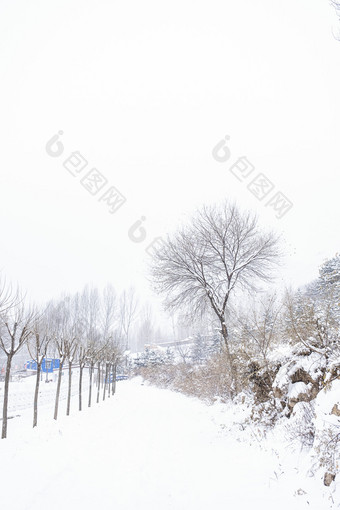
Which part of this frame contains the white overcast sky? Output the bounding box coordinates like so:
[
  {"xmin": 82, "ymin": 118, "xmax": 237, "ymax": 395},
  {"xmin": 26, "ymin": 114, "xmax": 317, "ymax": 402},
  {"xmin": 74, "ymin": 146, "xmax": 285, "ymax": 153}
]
[{"xmin": 0, "ymin": 0, "xmax": 339, "ymax": 308}]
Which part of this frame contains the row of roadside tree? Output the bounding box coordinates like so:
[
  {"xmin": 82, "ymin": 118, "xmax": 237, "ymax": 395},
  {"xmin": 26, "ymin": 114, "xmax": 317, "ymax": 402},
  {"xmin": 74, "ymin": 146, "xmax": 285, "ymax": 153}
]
[{"xmin": 0, "ymin": 283, "xmax": 131, "ymax": 439}]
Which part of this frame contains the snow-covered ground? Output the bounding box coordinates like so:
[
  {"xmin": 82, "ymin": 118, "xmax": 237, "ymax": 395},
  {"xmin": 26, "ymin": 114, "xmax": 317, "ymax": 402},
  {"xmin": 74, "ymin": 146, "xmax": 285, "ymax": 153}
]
[
  {"xmin": 0, "ymin": 377, "xmax": 338, "ymax": 509},
  {"xmin": 0, "ymin": 369, "xmax": 86, "ymax": 418}
]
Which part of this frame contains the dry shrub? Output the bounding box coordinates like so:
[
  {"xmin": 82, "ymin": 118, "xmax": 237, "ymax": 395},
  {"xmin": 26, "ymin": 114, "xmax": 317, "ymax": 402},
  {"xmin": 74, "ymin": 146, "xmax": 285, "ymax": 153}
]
[{"xmin": 136, "ymin": 352, "xmax": 235, "ymax": 404}]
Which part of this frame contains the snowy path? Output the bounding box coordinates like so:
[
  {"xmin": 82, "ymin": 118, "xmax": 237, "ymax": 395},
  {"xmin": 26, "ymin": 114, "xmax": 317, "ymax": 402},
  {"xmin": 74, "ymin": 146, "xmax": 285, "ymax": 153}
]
[{"xmin": 0, "ymin": 379, "xmax": 329, "ymax": 509}]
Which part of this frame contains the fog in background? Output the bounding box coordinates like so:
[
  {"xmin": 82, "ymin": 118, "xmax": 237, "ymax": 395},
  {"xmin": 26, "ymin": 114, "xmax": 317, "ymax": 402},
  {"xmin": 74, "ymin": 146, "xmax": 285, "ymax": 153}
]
[{"xmin": 0, "ymin": 0, "xmax": 339, "ymax": 348}]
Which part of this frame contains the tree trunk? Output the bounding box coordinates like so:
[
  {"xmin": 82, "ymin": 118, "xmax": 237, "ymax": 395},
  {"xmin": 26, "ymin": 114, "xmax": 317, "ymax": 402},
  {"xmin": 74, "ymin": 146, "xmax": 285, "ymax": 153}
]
[
  {"xmin": 79, "ymin": 365, "xmax": 83, "ymax": 411},
  {"xmin": 96, "ymin": 362, "xmax": 101, "ymax": 404},
  {"xmin": 107, "ymin": 363, "xmax": 111, "ymax": 398},
  {"xmin": 1, "ymin": 355, "xmax": 13, "ymax": 439},
  {"xmin": 88, "ymin": 363, "xmax": 93, "ymax": 408},
  {"xmin": 112, "ymin": 363, "xmax": 117, "ymax": 396},
  {"xmin": 221, "ymin": 322, "xmax": 239, "ymax": 395},
  {"xmin": 54, "ymin": 362, "xmax": 63, "ymax": 420},
  {"xmin": 66, "ymin": 360, "xmax": 72, "ymax": 416},
  {"xmin": 103, "ymin": 363, "xmax": 108, "ymax": 401},
  {"xmin": 33, "ymin": 362, "xmax": 42, "ymax": 428}
]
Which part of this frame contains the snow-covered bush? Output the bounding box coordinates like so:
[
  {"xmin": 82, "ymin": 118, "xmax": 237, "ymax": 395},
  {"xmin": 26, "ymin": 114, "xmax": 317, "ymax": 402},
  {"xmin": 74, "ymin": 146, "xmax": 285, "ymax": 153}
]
[
  {"xmin": 313, "ymin": 379, "xmax": 340, "ymax": 482},
  {"xmin": 285, "ymin": 401, "xmax": 316, "ymax": 448}
]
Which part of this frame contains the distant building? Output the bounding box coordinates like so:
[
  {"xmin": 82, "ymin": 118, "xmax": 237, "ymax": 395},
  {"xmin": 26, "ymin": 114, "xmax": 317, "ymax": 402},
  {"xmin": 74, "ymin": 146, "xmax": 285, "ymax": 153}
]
[
  {"xmin": 25, "ymin": 358, "xmax": 60, "ymax": 373},
  {"xmin": 145, "ymin": 337, "xmax": 195, "ymax": 350}
]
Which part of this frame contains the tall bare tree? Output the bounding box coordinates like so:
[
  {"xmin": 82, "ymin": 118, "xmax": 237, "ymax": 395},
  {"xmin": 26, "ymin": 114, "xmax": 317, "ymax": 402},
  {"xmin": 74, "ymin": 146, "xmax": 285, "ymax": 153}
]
[
  {"xmin": 0, "ymin": 300, "xmax": 35, "ymax": 438},
  {"xmin": 150, "ymin": 202, "xmax": 281, "ymax": 393}
]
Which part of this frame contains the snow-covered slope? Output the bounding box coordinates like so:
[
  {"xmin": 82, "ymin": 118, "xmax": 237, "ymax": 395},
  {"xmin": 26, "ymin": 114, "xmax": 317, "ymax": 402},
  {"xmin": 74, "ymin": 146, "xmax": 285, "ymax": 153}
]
[{"xmin": 0, "ymin": 377, "xmax": 338, "ymax": 509}]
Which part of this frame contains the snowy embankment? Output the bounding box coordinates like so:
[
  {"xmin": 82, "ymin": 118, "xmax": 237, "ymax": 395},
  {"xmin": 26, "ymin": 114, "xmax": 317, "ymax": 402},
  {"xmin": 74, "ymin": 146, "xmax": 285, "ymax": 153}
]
[{"xmin": 0, "ymin": 377, "xmax": 338, "ymax": 510}]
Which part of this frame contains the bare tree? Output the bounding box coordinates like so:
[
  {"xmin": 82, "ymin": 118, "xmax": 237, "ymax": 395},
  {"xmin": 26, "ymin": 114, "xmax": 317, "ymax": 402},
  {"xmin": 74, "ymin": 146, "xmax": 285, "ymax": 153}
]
[
  {"xmin": 96, "ymin": 348, "xmax": 103, "ymax": 404},
  {"xmin": 137, "ymin": 303, "xmax": 154, "ymax": 350},
  {"xmin": 51, "ymin": 296, "xmax": 78, "ymax": 420},
  {"xmin": 100, "ymin": 285, "xmax": 123, "ymax": 398},
  {"xmin": 233, "ymin": 293, "xmax": 282, "ymax": 394},
  {"xmin": 119, "ymin": 287, "xmax": 138, "ymax": 350},
  {"xmin": 238, "ymin": 293, "xmax": 282, "ymax": 366},
  {"xmin": 0, "ymin": 300, "xmax": 35, "ymax": 438},
  {"xmin": 174, "ymin": 340, "xmax": 192, "ymax": 364},
  {"xmin": 64, "ymin": 295, "xmax": 80, "ymax": 417},
  {"xmin": 284, "ymin": 288, "xmax": 340, "ymax": 359},
  {"xmin": 0, "ymin": 278, "xmax": 18, "ymax": 315},
  {"xmin": 87, "ymin": 340, "xmax": 102, "ymax": 407},
  {"xmin": 28, "ymin": 310, "xmax": 52, "ymax": 427},
  {"xmin": 51, "ymin": 299, "xmax": 68, "ymax": 421},
  {"xmin": 78, "ymin": 286, "xmax": 101, "ymax": 409},
  {"xmin": 109, "ymin": 336, "xmax": 123, "ymax": 396},
  {"xmin": 150, "ymin": 202, "xmax": 281, "ymax": 394},
  {"xmin": 102, "ymin": 338, "xmax": 120, "ymax": 401},
  {"xmin": 66, "ymin": 340, "xmax": 78, "ymax": 416},
  {"xmin": 101, "ymin": 285, "xmax": 118, "ymax": 401},
  {"xmin": 77, "ymin": 342, "xmax": 89, "ymax": 411}
]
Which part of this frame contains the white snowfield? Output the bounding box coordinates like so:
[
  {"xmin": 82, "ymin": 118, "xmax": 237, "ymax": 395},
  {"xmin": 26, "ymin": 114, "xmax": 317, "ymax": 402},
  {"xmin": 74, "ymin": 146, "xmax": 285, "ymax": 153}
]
[{"xmin": 0, "ymin": 377, "xmax": 337, "ymax": 510}]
